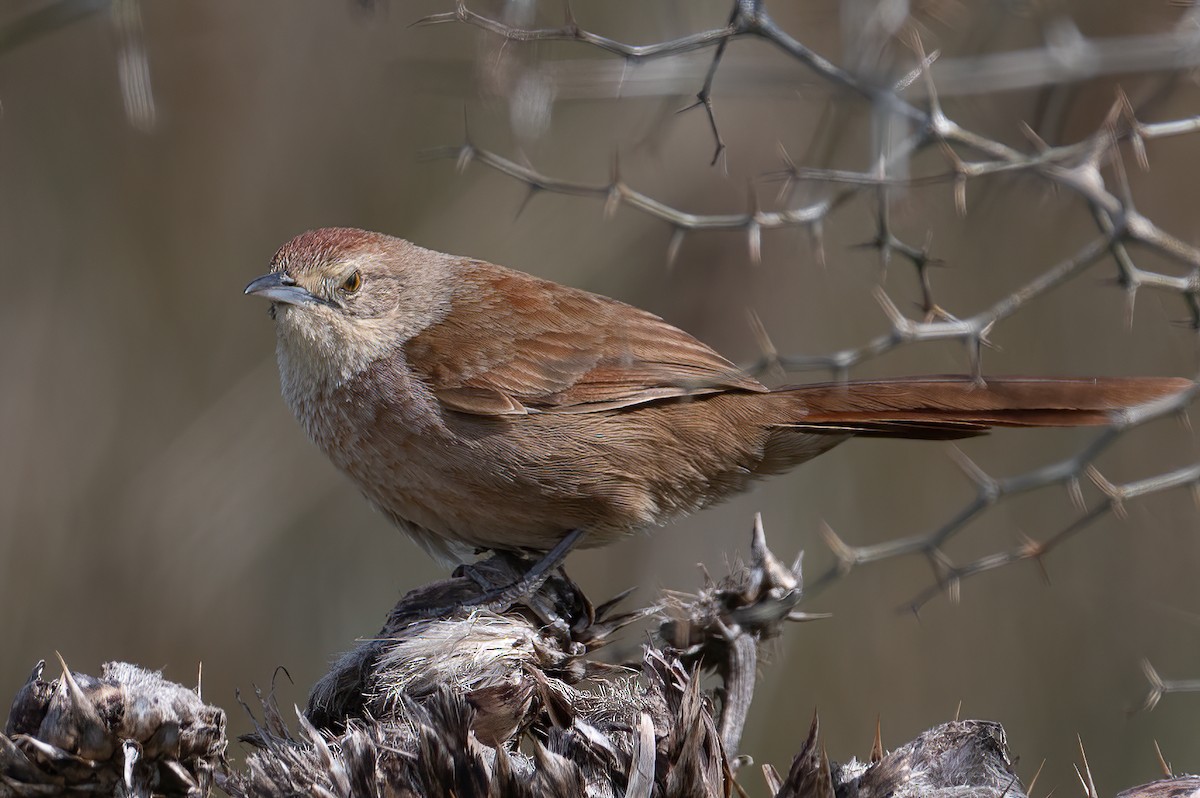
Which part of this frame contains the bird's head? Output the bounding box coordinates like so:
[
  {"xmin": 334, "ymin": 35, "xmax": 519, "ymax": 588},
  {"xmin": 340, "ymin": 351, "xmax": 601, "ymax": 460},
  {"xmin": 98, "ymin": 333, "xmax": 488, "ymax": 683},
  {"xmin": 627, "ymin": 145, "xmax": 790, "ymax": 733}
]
[{"xmin": 245, "ymin": 227, "xmax": 452, "ymax": 389}]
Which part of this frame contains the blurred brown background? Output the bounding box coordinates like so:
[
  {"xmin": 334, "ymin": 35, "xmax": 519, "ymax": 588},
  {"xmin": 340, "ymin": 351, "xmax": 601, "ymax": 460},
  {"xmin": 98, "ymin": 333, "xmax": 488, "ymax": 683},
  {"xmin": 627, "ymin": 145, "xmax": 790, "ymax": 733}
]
[{"xmin": 1, "ymin": 1, "xmax": 1197, "ymax": 794}]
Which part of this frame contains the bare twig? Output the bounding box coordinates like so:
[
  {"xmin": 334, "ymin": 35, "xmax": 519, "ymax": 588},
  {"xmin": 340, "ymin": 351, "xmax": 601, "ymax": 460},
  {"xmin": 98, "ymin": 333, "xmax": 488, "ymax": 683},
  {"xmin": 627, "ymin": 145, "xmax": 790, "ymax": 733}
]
[{"xmin": 419, "ymin": 0, "xmax": 1200, "ymax": 612}]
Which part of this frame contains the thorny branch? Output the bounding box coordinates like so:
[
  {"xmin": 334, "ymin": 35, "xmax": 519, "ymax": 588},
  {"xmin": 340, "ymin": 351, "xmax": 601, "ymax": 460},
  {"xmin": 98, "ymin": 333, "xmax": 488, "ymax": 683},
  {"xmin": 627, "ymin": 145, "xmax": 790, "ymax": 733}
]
[
  {"xmin": 427, "ymin": 99, "xmax": 1200, "ymax": 329},
  {"xmin": 813, "ymin": 380, "xmax": 1200, "ymax": 608},
  {"xmin": 422, "ymin": 0, "xmax": 1200, "ymax": 611},
  {"xmin": 1136, "ymin": 659, "xmax": 1200, "ymax": 714}
]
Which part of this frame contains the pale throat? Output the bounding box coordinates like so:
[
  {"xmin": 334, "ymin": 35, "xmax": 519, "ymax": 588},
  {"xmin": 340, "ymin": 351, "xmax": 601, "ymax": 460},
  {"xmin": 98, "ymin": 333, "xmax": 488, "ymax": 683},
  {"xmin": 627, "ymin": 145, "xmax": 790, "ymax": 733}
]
[{"xmin": 274, "ymin": 307, "xmax": 398, "ymax": 406}]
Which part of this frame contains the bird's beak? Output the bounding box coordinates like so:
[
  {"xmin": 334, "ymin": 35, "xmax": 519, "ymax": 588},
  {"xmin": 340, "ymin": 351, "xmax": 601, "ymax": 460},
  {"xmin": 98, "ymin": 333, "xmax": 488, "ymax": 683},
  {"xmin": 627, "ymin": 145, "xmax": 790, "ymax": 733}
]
[{"xmin": 244, "ymin": 272, "xmax": 325, "ymax": 306}]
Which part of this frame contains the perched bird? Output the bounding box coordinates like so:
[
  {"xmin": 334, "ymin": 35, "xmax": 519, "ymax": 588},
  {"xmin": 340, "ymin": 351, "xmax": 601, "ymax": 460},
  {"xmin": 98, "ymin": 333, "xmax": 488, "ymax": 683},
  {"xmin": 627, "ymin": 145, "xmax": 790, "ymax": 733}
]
[{"xmin": 245, "ymin": 227, "xmax": 1189, "ymax": 567}]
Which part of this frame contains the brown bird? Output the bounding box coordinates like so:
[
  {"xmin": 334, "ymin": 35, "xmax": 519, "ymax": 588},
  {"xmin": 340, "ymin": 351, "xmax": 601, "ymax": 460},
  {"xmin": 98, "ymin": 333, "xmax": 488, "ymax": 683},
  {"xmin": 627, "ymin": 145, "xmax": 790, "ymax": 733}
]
[{"xmin": 245, "ymin": 227, "xmax": 1189, "ymax": 568}]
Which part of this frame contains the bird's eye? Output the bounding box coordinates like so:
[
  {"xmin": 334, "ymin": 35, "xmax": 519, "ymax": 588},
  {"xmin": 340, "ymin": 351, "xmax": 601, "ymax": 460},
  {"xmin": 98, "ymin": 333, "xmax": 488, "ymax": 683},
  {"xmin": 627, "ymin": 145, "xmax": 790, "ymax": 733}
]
[{"xmin": 340, "ymin": 270, "xmax": 362, "ymax": 294}]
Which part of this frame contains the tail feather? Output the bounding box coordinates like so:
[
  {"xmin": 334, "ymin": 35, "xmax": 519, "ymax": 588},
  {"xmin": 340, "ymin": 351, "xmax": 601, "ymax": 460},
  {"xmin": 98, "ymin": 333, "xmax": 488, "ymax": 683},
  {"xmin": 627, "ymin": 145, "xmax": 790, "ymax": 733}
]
[{"xmin": 777, "ymin": 376, "xmax": 1192, "ymax": 440}]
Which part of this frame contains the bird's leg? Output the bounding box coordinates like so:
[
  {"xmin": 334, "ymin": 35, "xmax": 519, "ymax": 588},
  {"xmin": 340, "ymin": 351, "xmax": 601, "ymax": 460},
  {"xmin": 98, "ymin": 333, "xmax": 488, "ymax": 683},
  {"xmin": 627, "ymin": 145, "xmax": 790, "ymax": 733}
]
[{"xmin": 461, "ymin": 528, "xmax": 589, "ymax": 613}]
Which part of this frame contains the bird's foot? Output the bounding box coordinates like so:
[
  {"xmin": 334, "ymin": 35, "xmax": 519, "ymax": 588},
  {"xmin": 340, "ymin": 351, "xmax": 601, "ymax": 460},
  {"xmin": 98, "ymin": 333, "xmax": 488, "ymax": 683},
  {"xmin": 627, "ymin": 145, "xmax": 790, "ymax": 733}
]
[{"xmin": 453, "ymin": 528, "xmax": 589, "ymax": 637}]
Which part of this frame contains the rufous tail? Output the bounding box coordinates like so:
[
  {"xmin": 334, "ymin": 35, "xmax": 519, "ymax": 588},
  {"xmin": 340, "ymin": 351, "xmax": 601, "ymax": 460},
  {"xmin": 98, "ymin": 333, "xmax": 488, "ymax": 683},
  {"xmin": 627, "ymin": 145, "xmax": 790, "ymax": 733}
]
[{"xmin": 777, "ymin": 376, "xmax": 1192, "ymax": 440}]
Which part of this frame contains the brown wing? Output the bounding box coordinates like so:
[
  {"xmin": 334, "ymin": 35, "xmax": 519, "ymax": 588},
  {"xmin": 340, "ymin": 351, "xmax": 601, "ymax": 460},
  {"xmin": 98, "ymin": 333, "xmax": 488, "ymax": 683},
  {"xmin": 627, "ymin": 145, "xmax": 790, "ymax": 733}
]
[{"xmin": 404, "ymin": 261, "xmax": 766, "ymax": 415}]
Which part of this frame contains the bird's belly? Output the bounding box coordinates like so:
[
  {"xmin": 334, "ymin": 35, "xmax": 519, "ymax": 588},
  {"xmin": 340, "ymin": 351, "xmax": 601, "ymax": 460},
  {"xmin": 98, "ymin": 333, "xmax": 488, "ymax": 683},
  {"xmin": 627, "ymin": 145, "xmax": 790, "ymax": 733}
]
[
  {"xmin": 302, "ymin": 394, "xmax": 633, "ymax": 554},
  {"xmin": 293, "ymin": 384, "xmax": 842, "ymax": 559}
]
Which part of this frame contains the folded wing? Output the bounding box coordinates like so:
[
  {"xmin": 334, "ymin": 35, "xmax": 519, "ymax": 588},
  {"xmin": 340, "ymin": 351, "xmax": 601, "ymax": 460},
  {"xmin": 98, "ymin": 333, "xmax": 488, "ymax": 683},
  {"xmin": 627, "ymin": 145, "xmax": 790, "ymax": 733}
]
[{"xmin": 405, "ymin": 262, "xmax": 766, "ymax": 415}]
